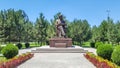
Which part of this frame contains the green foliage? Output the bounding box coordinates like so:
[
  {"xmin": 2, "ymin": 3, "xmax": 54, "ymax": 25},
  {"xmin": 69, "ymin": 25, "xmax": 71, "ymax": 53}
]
[
  {"xmin": 91, "ymin": 19, "xmax": 119, "ymax": 44},
  {"xmin": 0, "ymin": 46, "xmax": 4, "ymax": 53},
  {"xmin": 35, "ymin": 13, "xmax": 49, "ymax": 46},
  {"xmin": 28, "ymin": 42, "xmax": 40, "ymax": 48},
  {"xmin": 111, "ymin": 46, "xmax": 120, "ymax": 65},
  {"xmin": 0, "ymin": 56, "xmax": 7, "ymax": 62},
  {"xmin": 97, "ymin": 44, "xmax": 113, "ymax": 60},
  {"xmin": 91, "ymin": 26, "xmax": 100, "ymax": 42},
  {"xmin": 16, "ymin": 43, "xmax": 22, "ymax": 49},
  {"xmin": 68, "ymin": 19, "xmax": 91, "ymax": 45},
  {"xmin": 90, "ymin": 42, "xmax": 95, "ymax": 48},
  {"xmin": 1, "ymin": 44, "xmax": 18, "ymax": 59},
  {"xmin": 0, "ymin": 9, "xmax": 120, "ymax": 45},
  {"xmin": 25, "ymin": 42, "xmax": 30, "ymax": 48},
  {"xmin": 95, "ymin": 42, "xmax": 103, "ymax": 48},
  {"xmin": 82, "ymin": 42, "xmax": 90, "ymax": 47},
  {"xmin": 0, "ymin": 46, "xmax": 2, "ymax": 53},
  {"xmin": 0, "ymin": 9, "xmax": 29, "ymax": 43}
]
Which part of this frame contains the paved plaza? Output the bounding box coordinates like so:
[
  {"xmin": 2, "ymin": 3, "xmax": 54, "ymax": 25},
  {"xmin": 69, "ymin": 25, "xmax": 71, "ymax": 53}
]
[{"xmin": 18, "ymin": 46, "xmax": 96, "ymax": 68}]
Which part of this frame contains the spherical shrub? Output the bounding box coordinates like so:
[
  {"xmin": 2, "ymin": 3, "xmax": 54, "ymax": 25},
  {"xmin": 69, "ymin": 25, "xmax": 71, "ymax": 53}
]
[
  {"xmin": 90, "ymin": 42, "xmax": 95, "ymax": 48},
  {"xmin": 111, "ymin": 46, "xmax": 120, "ymax": 65},
  {"xmin": 25, "ymin": 42, "xmax": 30, "ymax": 48},
  {"xmin": 16, "ymin": 43, "xmax": 22, "ymax": 49},
  {"xmin": 97, "ymin": 44, "xmax": 113, "ymax": 60},
  {"xmin": 95, "ymin": 42, "xmax": 103, "ymax": 48},
  {"xmin": 1, "ymin": 44, "xmax": 18, "ymax": 59}
]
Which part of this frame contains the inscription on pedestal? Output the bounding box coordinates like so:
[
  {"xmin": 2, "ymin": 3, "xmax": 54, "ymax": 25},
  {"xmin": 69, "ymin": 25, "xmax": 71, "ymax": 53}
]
[{"xmin": 49, "ymin": 38, "xmax": 72, "ymax": 48}]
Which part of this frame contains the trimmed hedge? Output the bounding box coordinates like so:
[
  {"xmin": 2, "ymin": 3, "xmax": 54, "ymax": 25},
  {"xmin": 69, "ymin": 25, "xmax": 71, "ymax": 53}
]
[
  {"xmin": 97, "ymin": 44, "xmax": 113, "ymax": 60},
  {"xmin": 95, "ymin": 42, "xmax": 103, "ymax": 48},
  {"xmin": 1, "ymin": 44, "xmax": 18, "ymax": 59},
  {"xmin": 25, "ymin": 42, "xmax": 30, "ymax": 48},
  {"xmin": 111, "ymin": 46, "xmax": 120, "ymax": 66},
  {"xmin": 90, "ymin": 42, "xmax": 95, "ymax": 48},
  {"xmin": 16, "ymin": 43, "xmax": 22, "ymax": 49}
]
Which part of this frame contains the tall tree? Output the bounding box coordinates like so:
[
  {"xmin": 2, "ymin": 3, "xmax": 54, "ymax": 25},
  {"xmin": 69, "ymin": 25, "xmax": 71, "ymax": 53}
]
[
  {"xmin": 35, "ymin": 13, "xmax": 48, "ymax": 46},
  {"xmin": 115, "ymin": 21, "xmax": 120, "ymax": 44},
  {"xmin": 0, "ymin": 10, "xmax": 5, "ymax": 43},
  {"xmin": 0, "ymin": 9, "xmax": 30, "ymax": 43},
  {"xmin": 68, "ymin": 19, "xmax": 91, "ymax": 45},
  {"xmin": 91, "ymin": 25, "xmax": 100, "ymax": 42},
  {"xmin": 14, "ymin": 10, "xmax": 29, "ymax": 42}
]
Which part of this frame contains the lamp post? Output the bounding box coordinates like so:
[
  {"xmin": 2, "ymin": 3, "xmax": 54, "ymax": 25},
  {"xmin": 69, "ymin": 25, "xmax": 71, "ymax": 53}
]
[
  {"xmin": 106, "ymin": 10, "xmax": 110, "ymax": 43},
  {"xmin": 106, "ymin": 10, "xmax": 110, "ymax": 21}
]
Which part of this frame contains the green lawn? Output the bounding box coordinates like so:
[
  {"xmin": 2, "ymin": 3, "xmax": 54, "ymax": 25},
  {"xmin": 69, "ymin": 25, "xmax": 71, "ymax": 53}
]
[
  {"xmin": 30, "ymin": 42, "xmax": 39, "ymax": 46},
  {"xmin": 0, "ymin": 42, "xmax": 46, "ymax": 50},
  {"xmin": 21, "ymin": 42, "xmax": 38, "ymax": 49},
  {"xmin": 82, "ymin": 42, "xmax": 91, "ymax": 47}
]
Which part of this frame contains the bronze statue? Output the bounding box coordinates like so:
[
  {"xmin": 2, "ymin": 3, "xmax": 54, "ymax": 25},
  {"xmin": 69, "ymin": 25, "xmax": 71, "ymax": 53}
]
[{"xmin": 55, "ymin": 15, "xmax": 67, "ymax": 38}]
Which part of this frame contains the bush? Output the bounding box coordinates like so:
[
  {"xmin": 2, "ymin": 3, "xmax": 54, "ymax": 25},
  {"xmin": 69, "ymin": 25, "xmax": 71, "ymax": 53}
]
[
  {"xmin": 97, "ymin": 44, "xmax": 113, "ymax": 60},
  {"xmin": 95, "ymin": 42, "xmax": 103, "ymax": 48},
  {"xmin": 1, "ymin": 44, "xmax": 18, "ymax": 59},
  {"xmin": 111, "ymin": 46, "xmax": 120, "ymax": 66},
  {"xmin": 16, "ymin": 43, "xmax": 22, "ymax": 49},
  {"xmin": 25, "ymin": 42, "xmax": 30, "ymax": 48},
  {"xmin": 90, "ymin": 42, "xmax": 95, "ymax": 48}
]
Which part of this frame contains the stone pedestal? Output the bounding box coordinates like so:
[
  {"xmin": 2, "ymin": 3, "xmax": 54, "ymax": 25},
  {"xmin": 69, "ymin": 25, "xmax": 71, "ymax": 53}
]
[{"xmin": 49, "ymin": 38, "xmax": 72, "ymax": 48}]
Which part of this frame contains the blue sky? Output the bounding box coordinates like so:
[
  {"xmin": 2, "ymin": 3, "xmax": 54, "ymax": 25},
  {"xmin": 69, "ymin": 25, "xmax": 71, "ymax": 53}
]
[{"xmin": 0, "ymin": 0, "xmax": 120, "ymax": 26}]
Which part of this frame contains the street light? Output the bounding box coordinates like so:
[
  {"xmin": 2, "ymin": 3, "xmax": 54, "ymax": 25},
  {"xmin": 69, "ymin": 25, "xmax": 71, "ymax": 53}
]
[{"xmin": 106, "ymin": 10, "xmax": 110, "ymax": 21}]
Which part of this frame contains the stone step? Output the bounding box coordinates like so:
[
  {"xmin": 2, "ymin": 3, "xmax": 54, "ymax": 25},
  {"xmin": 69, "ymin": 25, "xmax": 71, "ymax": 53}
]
[
  {"xmin": 32, "ymin": 51, "xmax": 88, "ymax": 53},
  {"xmin": 31, "ymin": 48, "xmax": 88, "ymax": 53}
]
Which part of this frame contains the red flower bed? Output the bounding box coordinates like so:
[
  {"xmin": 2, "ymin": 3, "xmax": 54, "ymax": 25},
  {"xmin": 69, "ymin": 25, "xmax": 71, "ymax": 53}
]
[
  {"xmin": 84, "ymin": 52, "xmax": 120, "ymax": 68},
  {"xmin": 0, "ymin": 52, "xmax": 34, "ymax": 68}
]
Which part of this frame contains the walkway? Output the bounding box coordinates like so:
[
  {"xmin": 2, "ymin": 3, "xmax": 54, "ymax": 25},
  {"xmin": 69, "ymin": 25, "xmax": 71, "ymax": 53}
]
[{"xmin": 18, "ymin": 46, "xmax": 96, "ymax": 68}]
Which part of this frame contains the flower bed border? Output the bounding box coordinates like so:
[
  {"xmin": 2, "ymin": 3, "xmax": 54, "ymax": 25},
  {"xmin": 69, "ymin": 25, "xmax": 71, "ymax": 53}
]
[
  {"xmin": 0, "ymin": 52, "xmax": 34, "ymax": 68},
  {"xmin": 84, "ymin": 52, "xmax": 120, "ymax": 68}
]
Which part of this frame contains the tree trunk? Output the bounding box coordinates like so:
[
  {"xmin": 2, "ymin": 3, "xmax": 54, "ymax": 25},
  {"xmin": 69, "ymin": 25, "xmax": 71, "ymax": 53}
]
[{"xmin": 9, "ymin": 28, "xmax": 11, "ymax": 43}]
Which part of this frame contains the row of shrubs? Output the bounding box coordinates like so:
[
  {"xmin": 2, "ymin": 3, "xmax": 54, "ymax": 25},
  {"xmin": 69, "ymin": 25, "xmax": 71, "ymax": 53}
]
[
  {"xmin": 16, "ymin": 42, "xmax": 30, "ymax": 49},
  {"xmin": 90, "ymin": 42, "xmax": 103, "ymax": 48},
  {"xmin": 82, "ymin": 41, "xmax": 103, "ymax": 48},
  {"xmin": 96, "ymin": 44, "xmax": 120, "ymax": 66},
  {"xmin": 0, "ymin": 52, "xmax": 34, "ymax": 68},
  {"xmin": 84, "ymin": 52, "xmax": 120, "ymax": 68}
]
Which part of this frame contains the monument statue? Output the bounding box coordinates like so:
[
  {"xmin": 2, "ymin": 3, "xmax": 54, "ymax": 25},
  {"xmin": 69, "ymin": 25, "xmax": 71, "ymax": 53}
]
[
  {"xmin": 49, "ymin": 14, "xmax": 72, "ymax": 48},
  {"xmin": 55, "ymin": 15, "xmax": 67, "ymax": 38}
]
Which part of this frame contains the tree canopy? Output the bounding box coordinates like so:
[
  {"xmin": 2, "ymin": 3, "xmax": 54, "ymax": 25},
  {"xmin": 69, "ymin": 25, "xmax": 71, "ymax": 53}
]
[{"xmin": 0, "ymin": 9, "xmax": 120, "ymax": 45}]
